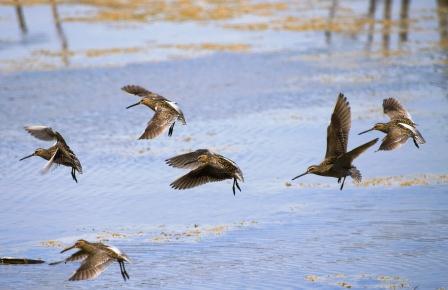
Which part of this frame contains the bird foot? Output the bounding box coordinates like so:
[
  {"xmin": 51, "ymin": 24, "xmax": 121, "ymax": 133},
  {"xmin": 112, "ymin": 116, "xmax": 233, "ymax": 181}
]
[
  {"xmin": 71, "ymin": 168, "xmax": 78, "ymax": 183},
  {"xmin": 168, "ymin": 122, "xmax": 175, "ymax": 137},
  {"xmin": 339, "ymin": 177, "xmax": 346, "ymax": 190}
]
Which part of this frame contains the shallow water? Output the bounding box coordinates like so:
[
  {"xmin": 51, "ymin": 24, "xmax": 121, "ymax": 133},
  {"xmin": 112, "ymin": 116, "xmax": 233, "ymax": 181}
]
[{"xmin": 1, "ymin": 0, "xmax": 448, "ymax": 289}]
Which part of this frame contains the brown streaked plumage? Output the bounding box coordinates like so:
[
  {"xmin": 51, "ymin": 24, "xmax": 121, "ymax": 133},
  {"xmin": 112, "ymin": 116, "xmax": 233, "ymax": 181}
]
[
  {"xmin": 166, "ymin": 149, "xmax": 244, "ymax": 195},
  {"xmin": 20, "ymin": 126, "xmax": 82, "ymax": 182},
  {"xmin": 359, "ymin": 97, "xmax": 425, "ymax": 151},
  {"xmin": 292, "ymin": 93, "xmax": 378, "ymax": 190},
  {"xmin": 122, "ymin": 85, "xmax": 186, "ymax": 139},
  {"xmin": 57, "ymin": 239, "xmax": 130, "ymax": 281}
]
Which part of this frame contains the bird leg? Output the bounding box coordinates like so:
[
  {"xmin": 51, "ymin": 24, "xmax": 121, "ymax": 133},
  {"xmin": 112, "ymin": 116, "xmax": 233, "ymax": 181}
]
[
  {"xmin": 118, "ymin": 261, "xmax": 129, "ymax": 281},
  {"xmin": 71, "ymin": 168, "xmax": 78, "ymax": 183},
  {"xmin": 118, "ymin": 261, "xmax": 124, "ymax": 280},
  {"xmin": 235, "ymin": 179, "xmax": 241, "ymax": 192},
  {"xmin": 118, "ymin": 261, "xmax": 128, "ymax": 281},
  {"xmin": 413, "ymin": 138, "xmax": 420, "ymax": 148},
  {"xmin": 340, "ymin": 176, "xmax": 346, "ymax": 190},
  {"xmin": 168, "ymin": 122, "xmax": 175, "ymax": 137},
  {"xmin": 232, "ymin": 179, "xmax": 242, "ymax": 196},
  {"xmin": 123, "ymin": 265, "xmax": 130, "ymax": 280}
]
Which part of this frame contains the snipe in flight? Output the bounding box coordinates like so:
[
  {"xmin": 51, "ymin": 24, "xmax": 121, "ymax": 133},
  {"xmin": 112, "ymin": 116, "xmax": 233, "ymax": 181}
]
[
  {"xmin": 57, "ymin": 239, "xmax": 130, "ymax": 281},
  {"xmin": 358, "ymin": 97, "xmax": 425, "ymax": 151},
  {"xmin": 122, "ymin": 85, "xmax": 186, "ymax": 139},
  {"xmin": 166, "ymin": 149, "xmax": 244, "ymax": 195},
  {"xmin": 292, "ymin": 93, "xmax": 378, "ymax": 190},
  {"xmin": 20, "ymin": 126, "xmax": 82, "ymax": 182}
]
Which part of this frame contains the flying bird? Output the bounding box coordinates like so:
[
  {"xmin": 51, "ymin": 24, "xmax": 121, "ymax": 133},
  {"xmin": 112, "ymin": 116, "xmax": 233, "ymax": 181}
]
[
  {"xmin": 292, "ymin": 93, "xmax": 378, "ymax": 190},
  {"xmin": 166, "ymin": 149, "xmax": 244, "ymax": 195},
  {"xmin": 57, "ymin": 239, "xmax": 130, "ymax": 281},
  {"xmin": 20, "ymin": 126, "xmax": 82, "ymax": 182},
  {"xmin": 122, "ymin": 85, "xmax": 186, "ymax": 139},
  {"xmin": 358, "ymin": 97, "xmax": 425, "ymax": 151}
]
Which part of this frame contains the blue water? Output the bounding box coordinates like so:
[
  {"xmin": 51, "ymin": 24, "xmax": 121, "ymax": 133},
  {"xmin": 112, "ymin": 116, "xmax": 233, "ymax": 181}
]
[{"xmin": 1, "ymin": 0, "xmax": 448, "ymax": 289}]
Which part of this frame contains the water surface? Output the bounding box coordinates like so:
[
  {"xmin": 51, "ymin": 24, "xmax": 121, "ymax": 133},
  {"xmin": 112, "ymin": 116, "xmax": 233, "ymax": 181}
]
[{"xmin": 1, "ymin": 0, "xmax": 448, "ymax": 289}]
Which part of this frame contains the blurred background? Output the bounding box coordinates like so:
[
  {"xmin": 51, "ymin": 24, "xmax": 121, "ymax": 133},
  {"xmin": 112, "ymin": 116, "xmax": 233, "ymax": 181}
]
[
  {"xmin": 1, "ymin": 1, "xmax": 448, "ymax": 289},
  {"xmin": 1, "ymin": 0, "xmax": 447, "ymax": 71}
]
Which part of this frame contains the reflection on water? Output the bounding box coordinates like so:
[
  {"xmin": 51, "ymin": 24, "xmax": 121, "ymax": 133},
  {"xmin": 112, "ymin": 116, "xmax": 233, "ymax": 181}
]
[
  {"xmin": 0, "ymin": 0, "xmax": 447, "ymax": 72},
  {"xmin": 382, "ymin": 0, "xmax": 392, "ymax": 56},
  {"xmin": 50, "ymin": 0, "xmax": 69, "ymax": 66},
  {"xmin": 399, "ymin": 0, "xmax": 410, "ymax": 43},
  {"xmin": 366, "ymin": 0, "xmax": 376, "ymax": 50},
  {"xmin": 13, "ymin": 0, "xmax": 27, "ymax": 34},
  {"xmin": 438, "ymin": 0, "xmax": 448, "ymax": 45},
  {"xmin": 324, "ymin": 0, "xmax": 338, "ymax": 45}
]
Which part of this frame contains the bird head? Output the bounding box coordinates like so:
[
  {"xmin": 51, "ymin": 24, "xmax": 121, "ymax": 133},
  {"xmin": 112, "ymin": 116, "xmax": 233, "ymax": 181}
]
[
  {"xmin": 373, "ymin": 123, "xmax": 388, "ymax": 132},
  {"xmin": 307, "ymin": 165, "xmax": 320, "ymax": 174},
  {"xmin": 126, "ymin": 99, "xmax": 144, "ymax": 109},
  {"xmin": 197, "ymin": 154, "xmax": 210, "ymax": 163},
  {"xmin": 358, "ymin": 122, "xmax": 388, "ymax": 135},
  {"xmin": 19, "ymin": 148, "xmax": 47, "ymax": 161},
  {"xmin": 61, "ymin": 239, "xmax": 88, "ymax": 253},
  {"xmin": 292, "ymin": 165, "xmax": 319, "ymax": 180}
]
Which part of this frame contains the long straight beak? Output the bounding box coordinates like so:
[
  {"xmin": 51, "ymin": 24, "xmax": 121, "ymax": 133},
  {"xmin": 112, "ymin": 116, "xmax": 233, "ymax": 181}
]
[
  {"xmin": 126, "ymin": 102, "xmax": 140, "ymax": 109},
  {"xmin": 292, "ymin": 171, "xmax": 308, "ymax": 180},
  {"xmin": 60, "ymin": 245, "xmax": 75, "ymax": 253},
  {"xmin": 358, "ymin": 128, "xmax": 374, "ymax": 135},
  {"xmin": 19, "ymin": 153, "xmax": 35, "ymax": 161}
]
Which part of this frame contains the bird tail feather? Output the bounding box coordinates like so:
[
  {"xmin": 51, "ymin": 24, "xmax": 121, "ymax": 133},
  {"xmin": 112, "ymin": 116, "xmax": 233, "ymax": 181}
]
[
  {"xmin": 413, "ymin": 129, "xmax": 426, "ymax": 144},
  {"xmin": 349, "ymin": 167, "xmax": 362, "ymax": 183}
]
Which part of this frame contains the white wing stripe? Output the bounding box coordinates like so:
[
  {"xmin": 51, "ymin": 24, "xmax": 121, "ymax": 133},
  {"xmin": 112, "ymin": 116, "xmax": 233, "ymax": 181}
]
[
  {"xmin": 166, "ymin": 101, "xmax": 182, "ymax": 114},
  {"xmin": 41, "ymin": 148, "xmax": 58, "ymax": 174},
  {"xmin": 398, "ymin": 122, "xmax": 417, "ymax": 134}
]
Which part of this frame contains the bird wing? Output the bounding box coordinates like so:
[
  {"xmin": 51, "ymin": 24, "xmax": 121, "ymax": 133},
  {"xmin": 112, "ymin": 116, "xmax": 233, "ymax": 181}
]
[
  {"xmin": 383, "ymin": 98, "xmax": 412, "ymax": 121},
  {"xmin": 122, "ymin": 85, "xmax": 166, "ymax": 100},
  {"xmin": 325, "ymin": 93, "xmax": 351, "ymax": 158},
  {"xmin": 122, "ymin": 85, "xmax": 150, "ymax": 97},
  {"xmin": 139, "ymin": 108, "xmax": 177, "ymax": 139},
  {"xmin": 65, "ymin": 250, "xmax": 89, "ymax": 263},
  {"xmin": 24, "ymin": 125, "xmax": 70, "ymax": 148},
  {"xmin": 214, "ymin": 154, "xmax": 244, "ymax": 182},
  {"xmin": 24, "ymin": 125, "xmax": 61, "ymax": 142},
  {"xmin": 378, "ymin": 127, "xmax": 410, "ymax": 151},
  {"xmin": 165, "ymin": 149, "xmax": 212, "ymax": 169},
  {"xmin": 41, "ymin": 147, "xmax": 59, "ymax": 174},
  {"xmin": 336, "ymin": 138, "xmax": 378, "ymax": 168},
  {"xmin": 165, "ymin": 101, "xmax": 187, "ymax": 125},
  {"xmin": 56, "ymin": 143, "xmax": 83, "ymax": 173},
  {"xmin": 170, "ymin": 164, "xmax": 231, "ymax": 190},
  {"xmin": 68, "ymin": 251, "xmax": 114, "ymax": 281}
]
